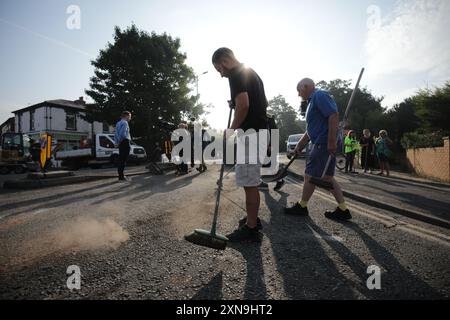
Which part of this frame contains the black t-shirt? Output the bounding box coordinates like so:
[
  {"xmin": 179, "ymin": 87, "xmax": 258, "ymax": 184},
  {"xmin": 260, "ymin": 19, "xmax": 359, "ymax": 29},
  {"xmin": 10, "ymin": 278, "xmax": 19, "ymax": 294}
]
[
  {"xmin": 228, "ymin": 64, "xmax": 268, "ymax": 131},
  {"xmin": 360, "ymin": 136, "xmax": 374, "ymax": 150}
]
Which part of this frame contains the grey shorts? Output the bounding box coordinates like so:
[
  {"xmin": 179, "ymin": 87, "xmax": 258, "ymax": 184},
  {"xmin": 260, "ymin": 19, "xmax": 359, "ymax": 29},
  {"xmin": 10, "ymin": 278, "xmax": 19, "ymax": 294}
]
[
  {"xmin": 235, "ymin": 132, "xmax": 266, "ymax": 187},
  {"xmin": 305, "ymin": 144, "xmax": 336, "ymax": 177}
]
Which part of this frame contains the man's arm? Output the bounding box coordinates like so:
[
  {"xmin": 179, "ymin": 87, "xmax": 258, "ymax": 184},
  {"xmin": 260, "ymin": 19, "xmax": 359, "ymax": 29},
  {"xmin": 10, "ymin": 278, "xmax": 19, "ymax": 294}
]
[
  {"xmin": 114, "ymin": 123, "xmax": 120, "ymax": 146},
  {"xmin": 230, "ymin": 92, "xmax": 249, "ymax": 130},
  {"xmin": 294, "ymin": 132, "xmax": 310, "ymax": 154},
  {"xmin": 114, "ymin": 122, "xmax": 124, "ymax": 147},
  {"xmin": 327, "ymin": 112, "xmax": 339, "ymax": 154}
]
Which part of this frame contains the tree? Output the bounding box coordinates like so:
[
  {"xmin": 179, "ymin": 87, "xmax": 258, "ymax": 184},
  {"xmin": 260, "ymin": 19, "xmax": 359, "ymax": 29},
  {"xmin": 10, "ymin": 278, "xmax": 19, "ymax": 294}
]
[
  {"xmin": 85, "ymin": 25, "xmax": 202, "ymax": 151},
  {"xmin": 394, "ymin": 81, "xmax": 450, "ymax": 150},
  {"xmin": 316, "ymin": 79, "xmax": 385, "ymax": 137},
  {"xmin": 412, "ymin": 82, "xmax": 450, "ymax": 134},
  {"xmin": 267, "ymin": 95, "xmax": 305, "ymax": 151},
  {"xmin": 381, "ymin": 99, "xmax": 420, "ymax": 144}
]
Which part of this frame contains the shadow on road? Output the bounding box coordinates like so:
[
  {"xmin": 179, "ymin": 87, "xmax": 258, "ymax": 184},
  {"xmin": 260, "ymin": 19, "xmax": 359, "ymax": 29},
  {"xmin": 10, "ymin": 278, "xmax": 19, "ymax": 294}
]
[
  {"xmin": 341, "ymin": 221, "xmax": 446, "ymax": 299},
  {"xmin": 191, "ymin": 272, "xmax": 223, "ymax": 300},
  {"xmin": 262, "ymin": 187, "xmax": 446, "ymax": 299},
  {"xmin": 0, "ymin": 180, "xmax": 123, "ymax": 219},
  {"xmin": 0, "ymin": 171, "xmax": 202, "ymax": 219},
  {"xmin": 227, "ymin": 241, "xmax": 267, "ymax": 300},
  {"xmin": 262, "ymin": 190, "xmax": 358, "ymax": 299}
]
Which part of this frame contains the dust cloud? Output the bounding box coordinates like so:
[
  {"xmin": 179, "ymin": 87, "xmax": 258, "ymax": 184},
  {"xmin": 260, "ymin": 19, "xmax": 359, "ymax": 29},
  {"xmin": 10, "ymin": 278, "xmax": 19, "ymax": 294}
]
[
  {"xmin": 53, "ymin": 217, "xmax": 129, "ymax": 251},
  {"xmin": 1, "ymin": 202, "xmax": 130, "ymax": 270}
]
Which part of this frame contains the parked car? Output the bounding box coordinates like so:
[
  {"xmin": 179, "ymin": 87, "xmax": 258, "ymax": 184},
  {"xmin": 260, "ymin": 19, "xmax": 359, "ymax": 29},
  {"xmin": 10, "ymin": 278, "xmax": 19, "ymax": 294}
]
[{"xmin": 286, "ymin": 133, "xmax": 310, "ymax": 159}]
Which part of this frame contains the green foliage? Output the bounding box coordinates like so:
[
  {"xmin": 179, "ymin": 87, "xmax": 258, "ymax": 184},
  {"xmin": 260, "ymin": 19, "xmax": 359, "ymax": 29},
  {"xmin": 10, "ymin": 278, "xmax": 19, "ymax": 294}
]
[
  {"xmin": 411, "ymin": 82, "xmax": 450, "ymax": 133},
  {"xmin": 85, "ymin": 25, "xmax": 199, "ymax": 150},
  {"xmin": 380, "ymin": 99, "xmax": 421, "ymax": 144},
  {"xmin": 316, "ymin": 79, "xmax": 450, "ymax": 152},
  {"xmin": 316, "ymin": 79, "xmax": 384, "ymax": 136},
  {"xmin": 267, "ymin": 95, "xmax": 305, "ymax": 152},
  {"xmin": 401, "ymin": 131, "xmax": 445, "ymax": 149},
  {"xmin": 384, "ymin": 82, "xmax": 450, "ymax": 150}
]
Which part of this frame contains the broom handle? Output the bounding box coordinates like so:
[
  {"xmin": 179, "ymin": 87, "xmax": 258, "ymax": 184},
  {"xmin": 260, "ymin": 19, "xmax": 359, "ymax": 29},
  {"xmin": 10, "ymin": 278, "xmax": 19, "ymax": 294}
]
[
  {"xmin": 321, "ymin": 68, "xmax": 365, "ymax": 179},
  {"xmin": 342, "ymin": 68, "xmax": 365, "ymax": 125},
  {"xmin": 364, "ymin": 144, "xmax": 369, "ymax": 171},
  {"xmin": 211, "ymin": 105, "xmax": 233, "ymax": 236},
  {"xmin": 321, "ymin": 154, "xmax": 333, "ymax": 178}
]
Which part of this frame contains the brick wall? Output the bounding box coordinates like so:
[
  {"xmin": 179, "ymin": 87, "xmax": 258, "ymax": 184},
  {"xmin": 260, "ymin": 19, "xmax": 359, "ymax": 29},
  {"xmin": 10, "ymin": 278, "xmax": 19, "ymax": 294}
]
[{"xmin": 406, "ymin": 137, "xmax": 450, "ymax": 182}]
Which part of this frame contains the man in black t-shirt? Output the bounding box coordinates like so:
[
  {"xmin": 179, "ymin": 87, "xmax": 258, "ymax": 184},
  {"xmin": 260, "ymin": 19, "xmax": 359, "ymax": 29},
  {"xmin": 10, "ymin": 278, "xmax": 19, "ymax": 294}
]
[{"xmin": 212, "ymin": 47, "xmax": 267, "ymax": 242}]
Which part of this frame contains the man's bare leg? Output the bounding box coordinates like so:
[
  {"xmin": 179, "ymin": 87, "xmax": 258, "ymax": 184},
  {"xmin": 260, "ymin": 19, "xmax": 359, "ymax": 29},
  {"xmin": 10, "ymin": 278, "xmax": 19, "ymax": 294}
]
[
  {"xmin": 324, "ymin": 176, "xmax": 345, "ymax": 204},
  {"xmin": 301, "ymin": 175, "xmax": 316, "ymax": 202},
  {"xmin": 244, "ymin": 186, "xmax": 260, "ymax": 228}
]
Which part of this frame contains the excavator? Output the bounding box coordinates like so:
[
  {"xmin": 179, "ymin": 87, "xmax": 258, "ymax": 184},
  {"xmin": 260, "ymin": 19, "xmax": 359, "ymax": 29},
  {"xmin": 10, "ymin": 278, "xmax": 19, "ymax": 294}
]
[{"xmin": 0, "ymin": 132, "xmax": 51, "ymax": 174}]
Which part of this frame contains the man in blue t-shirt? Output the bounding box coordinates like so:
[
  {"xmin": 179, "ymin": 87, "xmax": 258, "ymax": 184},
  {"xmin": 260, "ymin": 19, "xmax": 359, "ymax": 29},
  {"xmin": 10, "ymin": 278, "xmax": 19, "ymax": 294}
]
[{"xmin": 284, "ymin": 78, "xmax": 351, "ymax": 221}]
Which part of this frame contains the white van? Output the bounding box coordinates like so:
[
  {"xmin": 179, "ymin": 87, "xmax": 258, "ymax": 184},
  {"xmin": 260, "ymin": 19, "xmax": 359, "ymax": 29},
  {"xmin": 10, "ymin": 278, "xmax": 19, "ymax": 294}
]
[{"xmin": 56, "ymin": 134, "xmax": 147, "ymax": 169}]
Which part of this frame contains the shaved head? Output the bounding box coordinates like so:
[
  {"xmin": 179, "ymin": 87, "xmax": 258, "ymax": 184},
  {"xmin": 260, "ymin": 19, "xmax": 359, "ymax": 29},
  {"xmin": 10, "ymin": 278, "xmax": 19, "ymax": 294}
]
[
  {"xmin": 212, "ymin": 47, "xmax": 240, "ymax": 78},
  {"xmin": 297, "ymin": 78, "xmax": 315, "ymax": 90},
  {"xmin": 297, "ymin": 78, "xmax": 316, "ymax": 100}
]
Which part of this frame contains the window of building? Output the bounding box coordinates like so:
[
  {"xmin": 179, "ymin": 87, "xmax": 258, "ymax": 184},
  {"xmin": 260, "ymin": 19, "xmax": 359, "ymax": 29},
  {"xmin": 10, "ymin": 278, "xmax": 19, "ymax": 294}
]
[
  {"xmin": 66, "ymin": 112, "xmax": 77, "ymax": 130},
  {"xmin": 30, "ymin": 110, "xmax": 35, "ymax": 131}
]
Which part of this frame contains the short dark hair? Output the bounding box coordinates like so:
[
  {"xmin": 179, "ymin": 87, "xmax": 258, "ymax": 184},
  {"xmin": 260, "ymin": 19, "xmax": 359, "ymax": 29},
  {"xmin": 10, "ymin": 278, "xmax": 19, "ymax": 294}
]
[
  {"xmin": 121, "ymin": 111, "xmax": 131, "ymax": 117},
  {"xmin": 212, "ymin": 47, "xmax": 235, "ymax": 64}
]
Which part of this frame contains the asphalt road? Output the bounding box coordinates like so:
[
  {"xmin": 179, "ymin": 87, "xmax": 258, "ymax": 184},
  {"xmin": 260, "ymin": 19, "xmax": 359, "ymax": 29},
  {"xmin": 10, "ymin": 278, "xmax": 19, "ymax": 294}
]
[
  {"xmin": 0, "ymin": 166, "xmax": 449, "ymax": 299},
  {"xmin": 290, "ymin": 159, "xmax": 450, "ymax": 222}
]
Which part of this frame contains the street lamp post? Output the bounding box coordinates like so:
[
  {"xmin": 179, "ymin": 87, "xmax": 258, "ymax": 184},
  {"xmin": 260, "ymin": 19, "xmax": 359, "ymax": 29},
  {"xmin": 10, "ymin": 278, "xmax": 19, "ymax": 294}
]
[{"xmin": 195, "ymin": 71, "xmax": 208, "ymax": 107}]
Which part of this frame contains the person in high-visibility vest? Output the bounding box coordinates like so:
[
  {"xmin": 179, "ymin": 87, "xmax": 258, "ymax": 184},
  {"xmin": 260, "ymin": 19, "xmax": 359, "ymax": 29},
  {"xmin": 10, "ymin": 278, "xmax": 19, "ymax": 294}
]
[{"xmin": 344, "ymin": 130, "xmax": 357, "ymax": 173}]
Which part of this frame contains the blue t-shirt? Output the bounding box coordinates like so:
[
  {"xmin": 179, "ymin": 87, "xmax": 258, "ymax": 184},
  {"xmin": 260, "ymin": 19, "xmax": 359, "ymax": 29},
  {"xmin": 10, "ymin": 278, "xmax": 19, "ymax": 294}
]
[{"xmin": 305, "ymin": 89, "xmax": 338, "ymax": 145}]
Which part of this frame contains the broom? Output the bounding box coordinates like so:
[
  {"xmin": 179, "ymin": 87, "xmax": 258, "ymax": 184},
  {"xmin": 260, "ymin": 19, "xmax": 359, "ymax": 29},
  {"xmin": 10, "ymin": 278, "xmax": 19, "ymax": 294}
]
[{"xmin": 184, "ymin": 106, "xmax": 233, "ymax": 250}]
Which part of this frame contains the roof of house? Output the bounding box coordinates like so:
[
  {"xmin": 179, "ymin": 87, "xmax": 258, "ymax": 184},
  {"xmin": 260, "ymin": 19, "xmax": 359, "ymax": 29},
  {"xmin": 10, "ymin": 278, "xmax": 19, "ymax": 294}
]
[
  {"xmin": 0, "ymin": 117, "xmax": 15, "ymax": 128},
  {"xmin": 12, "ymin": 99, "xmax": 95, "ymax": 114}
]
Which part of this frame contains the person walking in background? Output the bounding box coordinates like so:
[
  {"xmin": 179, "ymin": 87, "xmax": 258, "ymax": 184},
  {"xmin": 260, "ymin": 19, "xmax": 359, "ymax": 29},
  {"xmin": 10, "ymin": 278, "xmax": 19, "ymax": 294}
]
[
  {"xmin": 175, "ymin": 122, "xmax": 189, "ymax": 176},
  {"xmin": 344, "ymin": 130, "xmax": 357, "ymax": 174},
  {"xmin": 114, "ymin": 111, "xmax": 132, "ymax": 182},
  {"xmin": 360, "ymin": 129, "xmax": 375, "ymax": 174},
  {"xmin": 376, "ymin": 130, "xmax": 393, "ymax": 176}
]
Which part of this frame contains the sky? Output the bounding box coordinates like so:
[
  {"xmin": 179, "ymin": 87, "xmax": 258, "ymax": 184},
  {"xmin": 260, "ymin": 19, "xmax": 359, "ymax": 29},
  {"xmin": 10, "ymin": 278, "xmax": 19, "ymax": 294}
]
[{"xmin": 1, "ymin": 0, "xmax": 449, "ymax": 130}]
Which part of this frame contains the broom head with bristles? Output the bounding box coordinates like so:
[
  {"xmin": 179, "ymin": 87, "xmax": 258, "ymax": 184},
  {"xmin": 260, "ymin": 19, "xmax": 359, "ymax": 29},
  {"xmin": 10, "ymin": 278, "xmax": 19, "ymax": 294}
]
[{"xmin": 184, "ymin": 229, "xmax": 228, "ymax": 250}]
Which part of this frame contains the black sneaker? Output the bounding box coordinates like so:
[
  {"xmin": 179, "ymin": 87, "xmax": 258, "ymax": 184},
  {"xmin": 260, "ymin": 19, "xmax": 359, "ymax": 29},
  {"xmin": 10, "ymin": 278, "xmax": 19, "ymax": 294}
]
[
  {"xmin": 325, "ymin": 207, "xmax": 352, "ymax": 221},
  {"xmin": 273, "ymin": 179, "xmax": 285, "ymax": 191},
  {"xmin": 226, "ymin": 224, "xmax": 262, "ymax": 243},
  {"xmin": 238, "ymin": 217, "xmax": 263, "ymax": 230},
  {"xmin": 258, "ymin": 182, "xmax": 269, "ymax": 190},
  {"xmin": 284, "ymin": 202, "xmax": 309, "ymax": 216}
]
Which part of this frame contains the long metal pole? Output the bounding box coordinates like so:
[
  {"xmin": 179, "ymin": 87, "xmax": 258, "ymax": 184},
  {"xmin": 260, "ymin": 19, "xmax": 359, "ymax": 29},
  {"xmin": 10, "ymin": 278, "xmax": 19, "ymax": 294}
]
[{"xmin": 321, "ymin": 68, "xmax": 365, "ymax": 179}]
